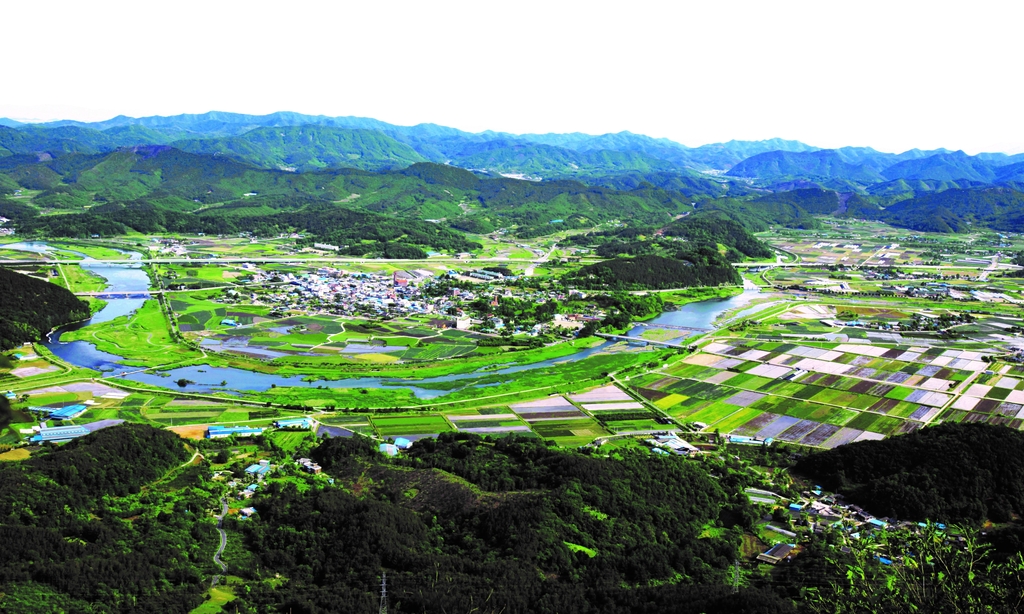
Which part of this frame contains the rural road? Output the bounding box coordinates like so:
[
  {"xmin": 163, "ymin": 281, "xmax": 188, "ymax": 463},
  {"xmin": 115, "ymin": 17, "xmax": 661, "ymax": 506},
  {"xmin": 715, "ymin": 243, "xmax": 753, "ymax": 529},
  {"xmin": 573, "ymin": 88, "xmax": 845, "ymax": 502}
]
[
  {"xmin": 524, "ymin": 242, "xmax": 557, "ymax": 276},
  {"xmin": 212, "ymin": 498, "xmax": 228, "ymax": 586}
]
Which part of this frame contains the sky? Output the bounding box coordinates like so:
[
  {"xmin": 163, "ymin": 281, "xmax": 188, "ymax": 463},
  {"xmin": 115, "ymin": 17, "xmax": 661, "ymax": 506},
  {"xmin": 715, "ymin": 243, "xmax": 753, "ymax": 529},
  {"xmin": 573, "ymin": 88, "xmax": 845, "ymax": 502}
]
[{"xmin": 3, "ymin": 0, "xmax": 1023, "ymax": 154}]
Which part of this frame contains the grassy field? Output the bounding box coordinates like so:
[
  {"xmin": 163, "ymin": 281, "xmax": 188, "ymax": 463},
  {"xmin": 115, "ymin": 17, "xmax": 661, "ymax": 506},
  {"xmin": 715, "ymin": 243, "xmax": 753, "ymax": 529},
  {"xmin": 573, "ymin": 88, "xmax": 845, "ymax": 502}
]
[
  {"xmin": 372, "ymin": 414, "xmax": 452, "ymax": 436},
  {"xmin": 62, "ymin": 299, "xmax": 187, "ymax": 365}
]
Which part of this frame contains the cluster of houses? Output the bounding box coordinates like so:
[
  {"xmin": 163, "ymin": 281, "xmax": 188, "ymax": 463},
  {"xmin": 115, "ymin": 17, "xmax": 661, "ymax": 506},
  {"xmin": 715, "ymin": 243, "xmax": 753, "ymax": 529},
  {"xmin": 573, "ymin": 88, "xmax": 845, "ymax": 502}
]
[
  {"xmin": 0, "ymin": 216, "xmax": 13, "ymax": 236},
  {"xmin": 243, "ymin": 268, "xmax": 443, "ymax": 318},
  {"xmin": 745, "ymin": 482, "xmax": 955, "ymax": 566},
  {"xmin": 213, "ymin": 265, "xmax": 603, "ymax": 337}
]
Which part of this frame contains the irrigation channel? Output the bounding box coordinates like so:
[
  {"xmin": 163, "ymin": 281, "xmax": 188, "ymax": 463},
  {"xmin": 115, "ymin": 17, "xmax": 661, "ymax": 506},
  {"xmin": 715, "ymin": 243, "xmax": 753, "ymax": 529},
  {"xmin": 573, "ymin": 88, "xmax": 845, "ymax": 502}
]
[{"xmin": 6, "ymin": 242, "xmax": 767, "ymax": 398}]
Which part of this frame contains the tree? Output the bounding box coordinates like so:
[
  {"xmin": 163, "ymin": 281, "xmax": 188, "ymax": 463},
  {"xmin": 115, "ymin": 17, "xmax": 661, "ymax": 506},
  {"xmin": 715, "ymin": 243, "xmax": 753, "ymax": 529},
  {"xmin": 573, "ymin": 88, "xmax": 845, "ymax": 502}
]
[{"xmin": 805, "ymin": 524, "xmax": 1024, "ymax": 613}]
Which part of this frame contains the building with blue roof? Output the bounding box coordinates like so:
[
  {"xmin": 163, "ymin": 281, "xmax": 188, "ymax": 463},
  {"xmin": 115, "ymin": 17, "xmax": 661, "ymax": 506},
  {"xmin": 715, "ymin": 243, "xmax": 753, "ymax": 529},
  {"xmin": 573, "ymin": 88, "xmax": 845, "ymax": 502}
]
[
  {"xmin": 30, "ymin": 425, "xmax": 90, "ymax": 443},
  {"xmin": 379, "ymin": 443, "xmax": 399, "ymax": 457},
  {"xmin": 49, "ymin": 405, "xmax": 88, "ymax": 420},
  {"xmin": 274, "ymin": 418, "xmax": 312, "ymax": 429},
  {"xmin": 393, "ymin": 437, "xmax": 412, "ymax": 450},
  {"xmin": 4, "ymin": 391, "xmax": 15, "ymax": 400},
  {"xmin": 207, "ymin": 426, "xmax": 265, "ymax": 439}
]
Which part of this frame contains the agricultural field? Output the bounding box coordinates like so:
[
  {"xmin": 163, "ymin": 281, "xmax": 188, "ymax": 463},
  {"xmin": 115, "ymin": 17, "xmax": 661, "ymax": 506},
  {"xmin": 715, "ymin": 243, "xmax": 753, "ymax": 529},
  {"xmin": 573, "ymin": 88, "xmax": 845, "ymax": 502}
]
[
  {"xmin": 627, "ymin": 301, "xmax": 1024, "ymax": 449},
  {"xmin": 371, "ymin": 414, "xmax": 453, "ymax": 438}
]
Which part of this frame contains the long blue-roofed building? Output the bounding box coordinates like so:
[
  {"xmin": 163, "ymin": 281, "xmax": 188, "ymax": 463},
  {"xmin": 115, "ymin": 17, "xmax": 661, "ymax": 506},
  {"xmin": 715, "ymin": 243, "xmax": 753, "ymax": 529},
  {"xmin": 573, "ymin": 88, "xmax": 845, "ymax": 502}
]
[
  {"xmin": 49, "ymin": 405, "xmax": 89, "ymax": 420},
  {"xmin": 274, "ymin": 418, "xmax": 312, "ymax": 429},
  {"xmin": 207, "ymin": 425, "xmax": 265, "ymax": 439},
  {"xmin": 31, "ymin": 425, "xmax": 90, "ymax": 443}
]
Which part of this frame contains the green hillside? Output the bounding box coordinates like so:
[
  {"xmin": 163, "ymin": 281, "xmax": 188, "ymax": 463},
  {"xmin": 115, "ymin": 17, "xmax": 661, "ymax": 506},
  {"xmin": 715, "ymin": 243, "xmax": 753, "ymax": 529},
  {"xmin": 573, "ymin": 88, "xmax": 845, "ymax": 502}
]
[
  {"xmin": 795, "ymin": 422, "xmax": 1024, "ymax": 523},
  {"xmin": 725, "ymin": 150, "xmax": 884, "ymax": 185},
  {"xmin": 173, "ymin": 126, "xmax": 428, "ymax": 171},
  {"xmin": 870, "ymin": 187, "xmax": 1024, "ymax": 232}
]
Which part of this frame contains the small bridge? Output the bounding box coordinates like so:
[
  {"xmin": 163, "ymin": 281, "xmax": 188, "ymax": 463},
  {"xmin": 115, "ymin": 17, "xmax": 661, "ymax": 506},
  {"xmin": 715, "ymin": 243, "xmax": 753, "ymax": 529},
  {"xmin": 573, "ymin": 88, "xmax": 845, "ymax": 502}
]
[
  {"xmin": 77, "ymin": 292, "xmax": 152, "ymax": 299},
  {"xmin": 632, "ymin": 323, "xmax": 712, "ymax": 333}
]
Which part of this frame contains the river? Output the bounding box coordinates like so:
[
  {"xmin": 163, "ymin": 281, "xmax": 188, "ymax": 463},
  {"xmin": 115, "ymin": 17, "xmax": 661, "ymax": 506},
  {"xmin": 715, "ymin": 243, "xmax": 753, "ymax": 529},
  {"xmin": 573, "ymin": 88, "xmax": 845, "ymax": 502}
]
[{"xmin": 5, "ymin": 242, "xmax": 762, "ymax": 397}]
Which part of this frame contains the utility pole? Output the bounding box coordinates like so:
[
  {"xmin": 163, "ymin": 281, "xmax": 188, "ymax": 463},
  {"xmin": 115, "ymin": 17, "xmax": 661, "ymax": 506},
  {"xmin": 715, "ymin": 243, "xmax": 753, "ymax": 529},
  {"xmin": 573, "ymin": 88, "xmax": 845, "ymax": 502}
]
[
  {"xmin": 378, "ymin": 573, "xmax": 388, "ymax": 614},
  {"xmin": 732, "ymin": 559, "xmax": 740, "ymax": 594}
]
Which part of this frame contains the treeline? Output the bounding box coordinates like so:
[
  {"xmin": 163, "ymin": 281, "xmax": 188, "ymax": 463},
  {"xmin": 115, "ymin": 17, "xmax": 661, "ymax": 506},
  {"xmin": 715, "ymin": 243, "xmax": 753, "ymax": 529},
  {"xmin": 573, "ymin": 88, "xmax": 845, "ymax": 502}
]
[
  {"xmin": 566, "ymin": 252, "xmax": 740, "ymax": 291},
  {"xmin": 233, "ymin": 433, "xmax": 790, "ymax": 614},
  {"xmin": 0, "ymin": 266, "xmax": 90, "ymax": 350},
  {"xmin": 0, "ymin": 424, "xmax": 214, "ymax": 612},
  {"xmin": 794, "ymin": 422, "xmax": 1024, "ymax": 523}
]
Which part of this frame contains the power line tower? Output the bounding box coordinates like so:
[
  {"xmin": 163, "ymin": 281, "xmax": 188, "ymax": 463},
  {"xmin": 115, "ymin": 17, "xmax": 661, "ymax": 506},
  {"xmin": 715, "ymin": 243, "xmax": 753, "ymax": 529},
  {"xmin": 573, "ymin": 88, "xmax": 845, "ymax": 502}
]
[{"xmin": 378, "ymin": 573, "xmax": 388, "ymax": 614}]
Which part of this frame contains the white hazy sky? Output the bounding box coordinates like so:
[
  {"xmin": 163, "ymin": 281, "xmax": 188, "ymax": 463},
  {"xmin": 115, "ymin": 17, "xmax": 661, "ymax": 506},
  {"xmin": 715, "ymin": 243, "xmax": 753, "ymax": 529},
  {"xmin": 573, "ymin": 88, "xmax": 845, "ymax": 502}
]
[{"xmin": 3, "ymin": 0, "xmax": 1023, "ymax": 154}]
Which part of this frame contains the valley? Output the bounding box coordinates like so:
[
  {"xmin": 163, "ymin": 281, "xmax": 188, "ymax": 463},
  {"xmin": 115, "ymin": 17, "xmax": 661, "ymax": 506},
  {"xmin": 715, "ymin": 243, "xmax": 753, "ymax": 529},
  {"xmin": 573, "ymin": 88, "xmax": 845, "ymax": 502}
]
[{"xmin": 4, "ymin": 112, "xmax": 1024, "ymax": 613}]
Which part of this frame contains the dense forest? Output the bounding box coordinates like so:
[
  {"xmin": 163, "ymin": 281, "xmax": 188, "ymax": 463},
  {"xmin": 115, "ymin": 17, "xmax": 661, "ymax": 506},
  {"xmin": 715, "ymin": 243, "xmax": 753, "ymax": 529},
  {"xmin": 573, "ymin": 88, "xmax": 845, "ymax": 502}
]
[
  {"xmin": 794, "ymin": 422, "xmax": 1024, "ymax": 523},
  {"xmin": 0, "ymin": 424, "xmax": 215, "ymax": 612},
  {"xmin": 235, "ymin": 433, "xmax": 791, "ymax": 614},
  {"xmin": 565, "ymin": 252, "xmax": 741, "ymax": 290},
  {"xmin": 0, "ymin": 266, "xmax": 90, "ymax": 350},
  {"xmin": 866, "ymin": 186, "xmax": 1024, "ymax": 233}
]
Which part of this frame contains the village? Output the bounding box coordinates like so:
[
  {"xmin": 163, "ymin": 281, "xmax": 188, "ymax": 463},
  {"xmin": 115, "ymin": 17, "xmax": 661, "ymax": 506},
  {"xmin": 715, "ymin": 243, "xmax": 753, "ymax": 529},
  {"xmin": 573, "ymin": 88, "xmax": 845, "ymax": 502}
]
[{"xmin": 203, "ymin": 264, "xmax": 598, "ymax": 337}]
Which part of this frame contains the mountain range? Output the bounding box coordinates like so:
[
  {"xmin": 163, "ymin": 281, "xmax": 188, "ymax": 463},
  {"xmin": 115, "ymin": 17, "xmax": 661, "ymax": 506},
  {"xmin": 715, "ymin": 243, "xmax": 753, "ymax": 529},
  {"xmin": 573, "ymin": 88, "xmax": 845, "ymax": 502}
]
[
  {"xmin": 5, "ymin": 110, "xmax": 1022, "ymax": 189},
  {"xmin": 4, "ymin": 110, "xmax": 1024, "ymax": 240}
]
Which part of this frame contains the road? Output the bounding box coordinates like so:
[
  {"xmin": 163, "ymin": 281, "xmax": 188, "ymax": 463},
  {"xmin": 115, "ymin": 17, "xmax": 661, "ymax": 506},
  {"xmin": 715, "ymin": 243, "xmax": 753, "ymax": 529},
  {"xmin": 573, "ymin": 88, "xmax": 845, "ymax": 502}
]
[
  {"xmin": 212, "ymin": 498, "xmax": 228, "ymax": 586},
  {"xmin": 524, "ymin": 243, "xmax": 557, "ymax": 277},
  {"xmin": 978, "ymin": 255, "xmax": 1000, "ymax": 281}
]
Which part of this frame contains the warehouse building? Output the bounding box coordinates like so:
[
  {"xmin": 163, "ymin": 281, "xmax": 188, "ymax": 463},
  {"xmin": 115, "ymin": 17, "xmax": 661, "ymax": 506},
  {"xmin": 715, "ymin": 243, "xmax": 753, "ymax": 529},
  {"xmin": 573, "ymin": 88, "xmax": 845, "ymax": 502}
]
[
  {"xmin": 30, "ymin": 425, "xmax": 90, "ymax": 443},
  {"xmin": 207, "ymin": 425, "xmax": 265, "ymax": 439}
]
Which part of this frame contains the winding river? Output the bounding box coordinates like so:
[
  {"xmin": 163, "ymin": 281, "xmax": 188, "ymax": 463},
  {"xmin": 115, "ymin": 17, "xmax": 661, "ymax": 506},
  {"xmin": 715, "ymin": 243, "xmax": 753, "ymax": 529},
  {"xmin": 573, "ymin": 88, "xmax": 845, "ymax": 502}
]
[{"xmin": 5, "ymin": 242, "xmax": 762, "ymax": 398}]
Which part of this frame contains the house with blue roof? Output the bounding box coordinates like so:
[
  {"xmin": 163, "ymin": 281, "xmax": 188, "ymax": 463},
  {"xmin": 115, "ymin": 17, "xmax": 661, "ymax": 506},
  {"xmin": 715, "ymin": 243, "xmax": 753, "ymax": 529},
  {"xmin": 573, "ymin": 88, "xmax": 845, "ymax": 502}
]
[
  {"xmin": 379, "ymin": 443, "xmax": 399, "ymax": 457},
  {"xmin": 244, "ymin": 460, "xmax": 272, "ymax": 479}
]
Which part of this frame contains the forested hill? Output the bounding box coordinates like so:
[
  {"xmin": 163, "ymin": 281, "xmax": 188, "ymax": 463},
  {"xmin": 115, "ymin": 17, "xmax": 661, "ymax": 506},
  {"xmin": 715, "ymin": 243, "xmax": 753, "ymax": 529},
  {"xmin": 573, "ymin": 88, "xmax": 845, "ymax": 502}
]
[
  {"xmin": 0, "ymin": 266, "xmax": 89, "ymax": 350},
  {"xmin": 238, "ymin": 433, "xmax": 791, "ymax": 614},
  {"xmin": 859, "ymin": 186, "xmax": 1024, "ymax": 233},
  {"xmin": 794, "ymin": 422, "xmax": 1024, "ymax": 523},
  {"xmin": 565, "ymin": 252, "xmax": 741, "ymax": 290},
  {"xmin": 0, "ymin": 424, "xmax": 209, "ymax": 611}
]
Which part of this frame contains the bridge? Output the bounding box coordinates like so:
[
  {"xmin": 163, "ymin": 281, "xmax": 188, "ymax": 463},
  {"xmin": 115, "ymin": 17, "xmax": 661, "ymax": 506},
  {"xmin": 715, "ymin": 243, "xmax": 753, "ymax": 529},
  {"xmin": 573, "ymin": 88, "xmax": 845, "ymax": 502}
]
[
  {"xmin": 78, "ymin": 292, "xmax": 153, "ymax": 299},
  {"xmin": 633, "ymin": 323, "xmax": 712, "ymax": 333},
  {"xmin": 596, "ymin": 333, "xmax": 692, "ymax": 349}
]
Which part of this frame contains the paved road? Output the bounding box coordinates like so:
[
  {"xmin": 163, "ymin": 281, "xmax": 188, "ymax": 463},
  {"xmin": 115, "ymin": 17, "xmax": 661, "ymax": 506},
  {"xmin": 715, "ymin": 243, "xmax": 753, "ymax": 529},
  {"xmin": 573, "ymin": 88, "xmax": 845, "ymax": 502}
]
[
  {"xmin": 211, "ymin": 498, "xmax": 228, "ymax": 586},
  {"xmin": 524, "ymin": 243, "xmax": 557, "ymax": 277}
]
